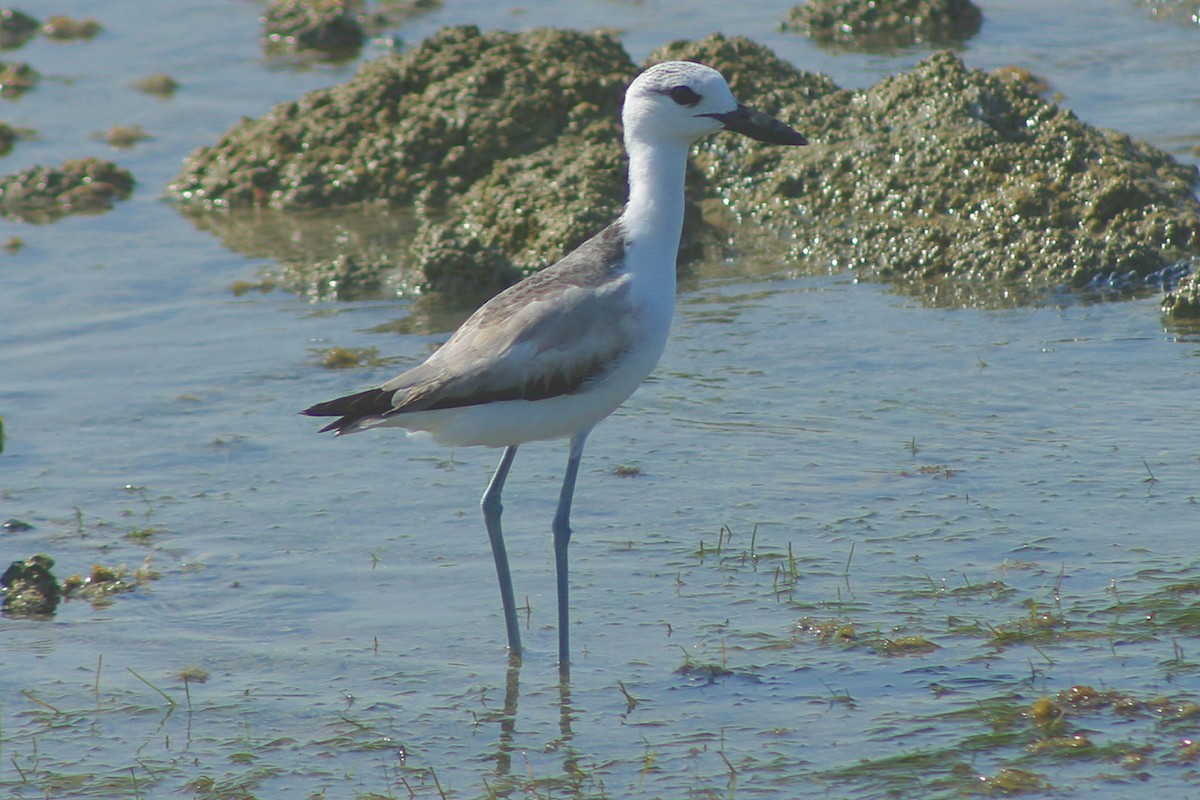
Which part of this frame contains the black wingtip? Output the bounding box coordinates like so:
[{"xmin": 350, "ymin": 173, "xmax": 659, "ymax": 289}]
[
  {"xmin": 317, "ymin": 418, "xmax": 345, "ymax": 434},
  {"xmin": 302, "ymin": 387, "xmax": 397, "ymax": 435},
  {"xmin": 300, "ymin": 405, "xmax": 348, "ymax": 435}
]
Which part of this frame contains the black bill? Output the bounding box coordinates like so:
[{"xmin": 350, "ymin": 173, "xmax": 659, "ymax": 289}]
[{"xmin": 704, "ymin": 103, "xmax": 807, "ymax": 146}]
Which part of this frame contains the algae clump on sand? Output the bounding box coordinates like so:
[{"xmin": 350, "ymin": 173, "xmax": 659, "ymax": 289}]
[
  {"xmin": 169, "ymin": 26, "xmax": 633, "ymax": 212},
  {"xmin": 782, "ymin": 0, "xmax": 983, "ymax": 51},
  {"xmin": 168, "ymin": 26, "xmax": 1200, "ymax": 308},
  {"xmin": 0, "ymin": 158, "xmax": 135, "ymax": 222},
  {"xmin": 169, "ymin": 26, "xmax": 634, "ymax": 298},
  {"xmin": 658, "ymin": 37, "xmax": 1200, "ymax": 307},
  {"xmin": 1, "ymin": 554, "xmax": 60, "ymax": 617}
]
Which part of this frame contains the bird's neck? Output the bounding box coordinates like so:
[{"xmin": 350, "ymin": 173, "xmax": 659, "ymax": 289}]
[{"xmin": 619, "ymin": 138, "xmax": 690, "ymax": 276}]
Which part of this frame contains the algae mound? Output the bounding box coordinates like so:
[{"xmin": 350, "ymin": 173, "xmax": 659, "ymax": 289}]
[
  {"xmin": 0, "ymin": 120, "xmax": 14, "ymax": 156},
  {"xmin": 169, "ymin": 26, "xmax": 1200, "ymax": 308},
  {"xmin": 262, "ymin": 0, "xmax": 365, "ymax": 54},
  {"xmin": 169, "ymin": 26, "xmax": 633, "ymax": 211},
  {"xmin": 1142, "ymin": 1, "xmax": 1200, "ymax": 25},
  {"xmin": 167, "ymin": 26, "xmax": 790, "ymax": 297},
  {"xmin": 660, "ymin": 38, "xmax": 1200, "ymax": 306},
  {"xmin": 783, "ymin": 0, "xmax": 983, "ymax": 51},
  {"xmin": 1, "ymin": 554, "xmax": 60, "ymax": 617},
  {"xmin": 0, "ymin": 157, "xmax": 135, "ymax": 222},
  {"xmin": 170, "ymin": 26, "xmax": 636, "ymax": 297},
  {"xmin": 41, "ymin": 15, "xmax": 101, "ymax": 41},
  {"xmin": 1162, "ymin": 269, "xmax": 1200, "ymax": 320},
  {"xmin": 0, "ymin": 59, "xmax": 37, "ymax": 97},
  {"xmin": 132, "ymin": 71, "xmax": 180, "ymax": 97},
  {"xmin": 0, "ymin": 8, "xmax": 38, "ymax": 49}
]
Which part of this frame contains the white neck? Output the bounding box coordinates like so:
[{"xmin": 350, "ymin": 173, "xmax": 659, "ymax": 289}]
[{"xmin": 619, "ymin": 136, "xmax": 691, "ymax": 277}]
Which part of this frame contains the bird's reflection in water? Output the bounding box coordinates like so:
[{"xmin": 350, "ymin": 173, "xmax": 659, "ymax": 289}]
[
  {"xmin": 557, "ymin": 674, "xmax": 582, "ymax": 781},
  {"xmin": 491, "ymin": 662, "xmax": 521, "ymax": 776},
  {"xmin": 485, "ymin": 662, "xmax": 587, "ymax": 792}
]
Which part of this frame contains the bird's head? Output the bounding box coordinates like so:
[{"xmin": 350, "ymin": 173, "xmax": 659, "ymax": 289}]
[{"xmin": 622, "ymin": 61, "xmax": 807, "ymax": 149}]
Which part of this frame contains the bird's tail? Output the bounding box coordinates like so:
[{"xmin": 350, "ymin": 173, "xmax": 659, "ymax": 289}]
[{"xmin": 302, "ymin": 387, "xmax": 394, "ymax": 434}]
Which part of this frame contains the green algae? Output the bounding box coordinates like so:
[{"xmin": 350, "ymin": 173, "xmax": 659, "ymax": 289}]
[
  {"xmin": 40, "ymin": 15, "xmax": 101, "ymax": 41},
  {"xmin": 1162, "ymin": 269, "xmax": 1200, "ymax": 320},
  {"xmin": 184, "ymin": 205, "xmax": 416, "ymax": 299},
  {"xmin": 1, "ymin": 554, "xmax": 60, "ymax": 617},
  {"xmin": 131, "ymin": 71, "xmax": 179, "ymax": 97},
  {"xmin": 813, "ymin": 684, "xmax": 1198, "ymax": 797},
  {"xmin": 782, "ymin": 0, "xmax": 983, "ymax": 51},
  {"xmin": 170, "ymin": 26, "xmax": 636, "ymax": 296},
  {"xmin": 315, "ymin": 345, "xmax": 384, "ymax": 369},
  {"xmin": 664, "ymin": 38, "xmax": 1200, "ymax": 306},
  {"xmin": 0, "ymin": 8, "xmax": 38, "ymax": 49},
  {"xmin": 1101, "ymin": 575, "xmax": 1200, "ymax": 635},
  {"xmin": 794, "ymin": 616, "xmax": 940, "ymax": 656},
  {"xmin": 1143, "ymin": 0, "xmax": 1200, "ymax": 25},
  {"xmin": 0, "ymin": 123, "xmax": 30, "ymax": 157},
  {"xmin": 0, "ymin": 59, "xmax": 37, "ymax": 96},
  {"xmin": 0, "ymin": 157, "xmax": 135, "ymax": 222},
  {"xmin": 94, "ymin": 124, "xmax": 152, "ymax": 149},
  {"xmin": 262, "ymin": 0, "xmax": 365, "ymax": 54},
  {"xmin": 169, "ymin": 26, "xmax": 633, "ymax": 211},
  {"xmin": 61, "ymin": 561, "xmax": 151, "ymax": 605},
  {"xmin": 170, "ymin": 26, "xmax": 1200, "ymax": 306},
  {"xmin": 9, "ymin": 555, "xmax": 1200, "ymax": 798}
]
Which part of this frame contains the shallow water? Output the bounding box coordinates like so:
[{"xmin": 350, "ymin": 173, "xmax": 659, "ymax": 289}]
[{"xmin": 3, "ymin": 1, "xmax": 1200, "ymax": 798}]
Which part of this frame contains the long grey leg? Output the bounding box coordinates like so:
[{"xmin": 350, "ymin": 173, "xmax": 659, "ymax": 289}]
[
  {"xmin": 552, "ymin": 430, "xmax": 590, "ymax": 672},
  {"xmin": 481, "ymin": 445, "xmax": 521, "ymax": 658}
]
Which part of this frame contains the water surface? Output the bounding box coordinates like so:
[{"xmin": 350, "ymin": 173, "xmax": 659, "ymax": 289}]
[{"xmin": 2, "ymin": 1, "xmax": 1199, "ymax": 797}]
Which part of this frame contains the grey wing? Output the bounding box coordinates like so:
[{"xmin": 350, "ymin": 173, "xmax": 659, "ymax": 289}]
[
  {"xmin": 386, "ymin": 273, "xmax": 637, "ymax": 413},
  {"xmin": 304, "ymin": 222, "xmax": 632, "ymax": 431}
]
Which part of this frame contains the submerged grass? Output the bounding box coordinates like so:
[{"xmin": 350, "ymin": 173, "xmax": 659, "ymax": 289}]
[
  {"xmin": 675, "ymin": 526, "xmax": 1200, "ymax": 797},
  {"xmin": 6, "ymin": 520, "xmax": 1200, "ymax": 798},
  {"xmin": 814, "ymin": 683, "xmax": 1200, "ymax": 798}
]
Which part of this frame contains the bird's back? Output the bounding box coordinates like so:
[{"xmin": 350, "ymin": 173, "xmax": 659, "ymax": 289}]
[{"xmin": 305, "ymin": 222, "xmax": 650, "ymax": 439}]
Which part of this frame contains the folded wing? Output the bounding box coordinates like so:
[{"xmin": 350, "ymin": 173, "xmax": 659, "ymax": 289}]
[{"xmin": 304, "ymin": 223, "xmax": 634, "ymax": 434}]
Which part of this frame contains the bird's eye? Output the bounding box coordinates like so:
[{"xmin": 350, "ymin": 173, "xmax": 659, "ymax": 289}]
[{"xmin": 669, "ymin": 86, "xmax": 701, "ymax": 107}]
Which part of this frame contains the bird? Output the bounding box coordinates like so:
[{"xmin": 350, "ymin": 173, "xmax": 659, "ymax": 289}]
[{"xmin": 304, "ymin": 60, "xmax": 807, "ymax": 671}]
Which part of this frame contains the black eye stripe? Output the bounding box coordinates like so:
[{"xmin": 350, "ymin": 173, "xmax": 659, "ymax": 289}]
[{"xmin": 669, "ymin": 85, "xmax": 701, "ymax": 107}]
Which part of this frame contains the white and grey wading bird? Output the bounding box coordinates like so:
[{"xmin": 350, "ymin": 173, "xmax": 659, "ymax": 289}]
[{"xmin": 304, "ymin": 61, "xmax": 806, "ymax": 670}]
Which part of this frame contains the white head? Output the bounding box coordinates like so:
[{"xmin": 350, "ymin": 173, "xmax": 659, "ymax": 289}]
[{"xmin": 622, "ymin": 61, "xmax": 807, "ymax": 149}]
